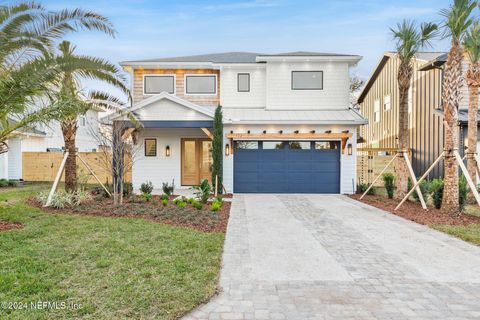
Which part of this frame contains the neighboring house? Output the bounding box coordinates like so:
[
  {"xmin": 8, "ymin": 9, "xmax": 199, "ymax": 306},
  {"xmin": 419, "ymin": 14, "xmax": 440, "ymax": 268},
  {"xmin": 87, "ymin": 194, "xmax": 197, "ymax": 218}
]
[
  {"xmin": 110, "ymin": 51, "xmax": 366, "ymax": 194},
  {"xmin": 357, "ymin": 52, "xmax": 453, "ymax": 179},
  {"xmin": 0, "ymin": 110, "xmax": 100, "ymax": 180}
]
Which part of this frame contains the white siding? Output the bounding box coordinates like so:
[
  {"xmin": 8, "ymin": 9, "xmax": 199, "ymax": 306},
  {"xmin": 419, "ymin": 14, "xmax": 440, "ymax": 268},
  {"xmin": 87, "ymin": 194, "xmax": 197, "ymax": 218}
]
[
  {"xmin": 265, "ymin": 61, "xmax": 350, "ymax": 110},
  {"xmin": 136, "ymin": 99, "xmax": 212, "ymax": 121},
  {"xmin": 0, "ymin": 152, "xmax": 7, "ymax": 179},
  {"xmin": 222, "ymin": 124, "xmax": 357, "ymax": 194},
  {"xmin": 220, "ymin": 67, "xmax": 266, "ymax": 108},
  {"xmin": 132, "ymin": 128, "xmax": 207, "ymax": 190}
]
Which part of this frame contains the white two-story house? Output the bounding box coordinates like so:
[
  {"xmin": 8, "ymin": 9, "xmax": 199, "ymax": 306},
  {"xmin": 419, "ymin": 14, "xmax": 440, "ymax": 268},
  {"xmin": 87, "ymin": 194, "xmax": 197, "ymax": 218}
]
[{"xmin": 112, "ymin": 52, "xmax": 366, "ymax": 194}]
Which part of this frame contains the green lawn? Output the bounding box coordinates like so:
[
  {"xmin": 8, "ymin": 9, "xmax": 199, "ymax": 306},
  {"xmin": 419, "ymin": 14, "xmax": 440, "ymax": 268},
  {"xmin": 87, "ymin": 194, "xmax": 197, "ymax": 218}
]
[
  {"xmin": 432, "ymin": 224, "xmax": 480, "ymax": 245},
  {"xmin": 0, "ymin": 184, "xmax": 225, "ymax": 319}
]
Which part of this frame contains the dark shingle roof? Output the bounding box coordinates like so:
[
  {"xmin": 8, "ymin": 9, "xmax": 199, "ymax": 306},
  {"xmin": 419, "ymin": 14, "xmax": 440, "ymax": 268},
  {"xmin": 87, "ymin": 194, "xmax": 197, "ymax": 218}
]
[
  {"xmin": 121, "ymin": 52, "xmax": 261, "ymax": 64},
  {"xmin": 121, "ymin": 51, "xmax": 360, "ymax": 65}
]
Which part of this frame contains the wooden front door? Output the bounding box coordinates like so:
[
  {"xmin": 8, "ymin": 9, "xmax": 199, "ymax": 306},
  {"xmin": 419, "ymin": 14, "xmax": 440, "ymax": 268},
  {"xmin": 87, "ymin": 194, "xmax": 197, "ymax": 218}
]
[{"xmin": 181, "ymin": 138, "xmax": 212, "ymax": 186}]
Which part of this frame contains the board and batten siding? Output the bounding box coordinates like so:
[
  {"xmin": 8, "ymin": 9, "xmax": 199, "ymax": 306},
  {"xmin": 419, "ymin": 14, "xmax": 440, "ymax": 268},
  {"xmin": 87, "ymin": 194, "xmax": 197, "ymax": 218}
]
[
  {"xmin": 132, "ymin": 69, "xmax": 220, "ymax": 106},
  {"xmin": 265, "ymin": 61, "xmax": 350, "ymax": 110},
  {"xmin": 359, "ymin": 55, "xmax": 444, "ymax": 178}
]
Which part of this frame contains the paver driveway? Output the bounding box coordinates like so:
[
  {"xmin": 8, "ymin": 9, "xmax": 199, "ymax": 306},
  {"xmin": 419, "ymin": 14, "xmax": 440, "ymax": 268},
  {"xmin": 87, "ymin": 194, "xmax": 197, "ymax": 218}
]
[{"xmin": 185, "ymin": 194, "xmax": 480, "ymax": 319}]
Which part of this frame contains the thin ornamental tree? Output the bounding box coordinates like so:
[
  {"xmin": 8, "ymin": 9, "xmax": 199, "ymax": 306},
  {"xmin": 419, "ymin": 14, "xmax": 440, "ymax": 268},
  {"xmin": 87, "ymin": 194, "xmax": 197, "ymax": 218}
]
[
  {"xmin": 212, "ymin": 105, "xmax": 223, "ymax": 194},
  {"xmin": 390, "ymin": 20, "xmax": 438, "ymax": 199}
]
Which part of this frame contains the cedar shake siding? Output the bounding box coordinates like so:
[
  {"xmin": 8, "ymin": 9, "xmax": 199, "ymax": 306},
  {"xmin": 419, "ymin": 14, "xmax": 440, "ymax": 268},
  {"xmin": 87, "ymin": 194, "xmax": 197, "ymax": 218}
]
[
  {"xmin": 358, "ymin": 53, "xmax": 444, "ymax": 178},
  {"xmin": 132, "ymin": 69, "xmax": 220, "ymax": 106}
]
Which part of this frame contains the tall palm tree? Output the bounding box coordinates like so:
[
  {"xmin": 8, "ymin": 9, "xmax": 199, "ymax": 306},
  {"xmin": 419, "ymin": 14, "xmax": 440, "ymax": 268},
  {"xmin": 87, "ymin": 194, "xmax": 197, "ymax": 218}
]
[
  {"xmin": 0, "ymin": 2, "xmax": 115, "ymax": 151},
  {"xmin": 440, "ymin": 0, "xmax": 477, "ymax": 214},
  {"xmin": 53, "ymin": 41, "xmax": 130, "ymax": 192},
  {"xmin": 390, "ymin": 20, "xmax": 438, "ymax": 199},
  {"xmin": 463, "ymin": 22, "xmax": 480, "ymax": 200}
]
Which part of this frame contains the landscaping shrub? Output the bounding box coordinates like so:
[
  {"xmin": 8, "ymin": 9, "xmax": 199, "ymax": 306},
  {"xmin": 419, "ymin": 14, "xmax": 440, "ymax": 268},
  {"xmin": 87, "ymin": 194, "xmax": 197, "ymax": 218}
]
[
  {"xmin": 175, "ymin": 200, "xmax": 186, "ymax": 208},
  {"xmin": 142, "ymin": 193, "xmax": 152, "ymax": 202},
  {"xmin": 408, "ymin": 178, "xmax": 430, "ymax": 203},
  {"xmin": 193, "ymin": 179, "xmax": 212, "ymax": 203},
  {"xmin": 162, "ymin": 180, "xmax": 175, "ymax": 196},
  {"xmin": 7, "ymin": 180, "xmax": 18, "ymax": 187},
  {"xmin": 357, "ymin": 183, "xmax": 375, "ymax": 195},
  {"xmin": 192, "ymin": 200, "xmax": 203, "ymax": 210},
  {"xmin": 140, "ymin": 181, "xmax": 154, "ymax": 194},
  {"xmin": 0, "ymin": 179, "xmax": 8, "ymax": 187},
  {"xmin": 382, "ymin": 173, "xmax": 395, "ymax": 199},
  {"xmin": 160, "ymin": 194, "xmax": 169, "ymax": 201},
  {"xmin": 187, "ymin": 197, "xmax": 195, "ymax": 204},
  {"xmin": 430, "ymin": 178, "xmax": 444, "ymax": 209},
  {"xmin": 36, "ymin": 190, "xmax": 92, "ymax": 209},
  {"xmin": 162, "ymin": 199, "xmax": 168, "ymax": 206},
  {"xmin": 211, "ymin": 201, "xmax": 221, "ymax": 212},
  {"xmin": 123, "ymin": 182, "xmax": 133, "ymax": 196},
  {"xmin": 459, "ymin": 174, "xmax": 468, "ymax": 212}
]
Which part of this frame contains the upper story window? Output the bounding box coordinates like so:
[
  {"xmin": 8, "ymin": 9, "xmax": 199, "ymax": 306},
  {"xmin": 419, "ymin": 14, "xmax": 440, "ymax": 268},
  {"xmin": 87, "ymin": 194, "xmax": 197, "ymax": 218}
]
[
  {"xmin": 383, "ymin": 95, "xmax": 391, "ymax": 111},
  {"xmin": 374, "ymin": 99, "xmax": 380, "ymax": 123},
  {"xmin": 144, "ymin": 75, "xmax": 175, "ymax": 95},
  {"xmin": 291, "ymin": 71, "xmax": 323, "ymax": 90},
  {"xmin": 237, "ymin": 73, "xmax": 250, "ymax": 92},
  {"xmin": 185, "ymin": 75, "xmax": 217, "ymax": 95}
]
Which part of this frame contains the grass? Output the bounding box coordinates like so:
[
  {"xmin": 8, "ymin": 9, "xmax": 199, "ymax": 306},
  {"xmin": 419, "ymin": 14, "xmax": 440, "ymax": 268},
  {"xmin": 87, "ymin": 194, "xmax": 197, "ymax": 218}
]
[
  {"xmin": 0, "ymin": 184, "xmax": 225, "ymax": 319},
  {"xmin": 431, "ymin": 224, "xmax": 480, "ymax": 245}
]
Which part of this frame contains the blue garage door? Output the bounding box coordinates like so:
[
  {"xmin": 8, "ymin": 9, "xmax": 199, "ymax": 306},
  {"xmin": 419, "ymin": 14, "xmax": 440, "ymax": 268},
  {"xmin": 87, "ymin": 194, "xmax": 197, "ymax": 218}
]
[{"xmin": 234, "ymin": 141, "xmax": 340, "ymax": 193}]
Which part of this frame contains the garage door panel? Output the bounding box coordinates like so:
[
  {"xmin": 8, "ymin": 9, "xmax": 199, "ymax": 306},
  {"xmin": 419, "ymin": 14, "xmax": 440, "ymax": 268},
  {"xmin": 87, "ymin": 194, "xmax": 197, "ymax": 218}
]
[{"xmin": 234, "ymin": 140, "xmax": 340, "ymax": 193}]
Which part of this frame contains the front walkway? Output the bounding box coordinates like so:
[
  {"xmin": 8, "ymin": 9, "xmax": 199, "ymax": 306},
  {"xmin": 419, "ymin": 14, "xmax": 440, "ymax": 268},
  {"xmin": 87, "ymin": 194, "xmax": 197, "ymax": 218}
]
[{"xmin": 185, "ymin": 194, "xmax": 480, "ymax": 320}]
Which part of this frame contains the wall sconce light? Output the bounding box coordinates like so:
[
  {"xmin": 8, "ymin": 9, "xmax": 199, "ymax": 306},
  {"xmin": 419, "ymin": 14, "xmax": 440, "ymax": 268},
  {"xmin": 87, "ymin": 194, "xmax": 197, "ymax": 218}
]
[
  {"xmin": 294, "ymin": 130, "xmax": 299, "ymax": 134},
  {"xmin": 230, "ymin": 130, "xmax": 234, "ymax": 134},
  {"xmin": 263, "ymin": 130, "xmax": 267, "ymax": 134},
  {"xmin": 342, "ymin": 130, "xmax": 350, "ymax": 134},
  {"xmin": 310, "ymin": 130, "xmax": 316, "ymax": 134},
  {"xmin": 247, "ymin": 130, "xmax": 251, "ymax": 134},
  {"xmin": 325, "ymin": 130, "xmax": 332, "ymax": 134},
  {"xmin": 347, "ymin": 143, "xmax": 353, "ymax": 155},
  {"xmin": 225, "ymin": 143, "xmax": 230, "ymax": 156},
  {"xmin": 278, "ymin": 130, "xmax": 283, "ymax": 134},
  {"xmin": 165, "ymin": 145, "xmax": 170, "ymax": 157}
]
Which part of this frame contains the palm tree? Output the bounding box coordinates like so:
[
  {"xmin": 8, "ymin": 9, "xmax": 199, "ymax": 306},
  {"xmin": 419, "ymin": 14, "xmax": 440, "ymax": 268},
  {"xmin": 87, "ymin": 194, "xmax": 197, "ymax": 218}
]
[
  {"xmin": 53, "ymin": 41, "xmax": 130, "ymax": 192},
  {"xmin": 463, "ymin": 22, "xmax": 480, "ymax": 201},
  {"xmin": 390, "ymin": 20, "xmax": 438, "ymax": 199},
  {"xmin": 0, "ymin": 2, "xmax": 115, "ymax": 151},
  {"xmin": 440, "ymin": 0, "xmax": 477, "ymax": 214}
]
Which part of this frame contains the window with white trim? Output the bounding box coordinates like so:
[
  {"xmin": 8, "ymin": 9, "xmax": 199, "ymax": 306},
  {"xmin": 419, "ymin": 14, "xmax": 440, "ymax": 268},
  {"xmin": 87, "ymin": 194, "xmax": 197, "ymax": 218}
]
[
  {"xmin": 374, "ymin": 99, "xmax": 380, "ymax": 123},
  {"xmin": 144, "ymin": 75, "xmax": 175, "ymax": 94},
  {"xmin": 185, "ymin": 75, "xmax": 216, "ymax": 94},
  {"xmin": 79, "ymin": 115, "xmax": 86, "ymax": 127},
  {"xmin": 383, "ymin": 95, "xmax": 391, "ymax": 111},
  {"xmin": 237, "ymin": 73, "xmax": 250, "ymax": 92}
]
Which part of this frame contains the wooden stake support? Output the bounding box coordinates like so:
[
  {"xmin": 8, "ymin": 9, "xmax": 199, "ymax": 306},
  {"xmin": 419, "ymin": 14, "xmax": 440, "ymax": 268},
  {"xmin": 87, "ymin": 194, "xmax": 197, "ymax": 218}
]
[
  {"xmin": 454, "ymin": 150, "xmax": 480, "ymax": 206},
  {"xmin": 359, "ymin": 150, "xmax": 426, "ymax": 208},
  {"xmin": 394, "ymin": 151, "xmax": 444, "ymax": 211},
  {"xmin": 44, "ymin": 151, "xmax": 69, "ymax": 207},
  {"xmin": 214, "ymin": 174, "xmax": 218, "ymax": 197},
  {"xmin": 77, "ymin": 154, "xmax": 111, "ymax": 197}
]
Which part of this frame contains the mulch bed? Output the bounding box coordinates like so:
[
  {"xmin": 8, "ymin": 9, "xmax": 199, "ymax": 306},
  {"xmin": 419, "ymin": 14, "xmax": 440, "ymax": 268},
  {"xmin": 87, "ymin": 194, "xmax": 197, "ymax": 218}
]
[
  {"xmin": 349, "ymin": 194, "xmax": 480, "ymax": 226},
  {"xmin": 0, "ymin": 220, "xmax": 23, "ymax": 232},
  {"xmin": 29, "ymin": 195, "xmax": 230, "ymax": 233}
]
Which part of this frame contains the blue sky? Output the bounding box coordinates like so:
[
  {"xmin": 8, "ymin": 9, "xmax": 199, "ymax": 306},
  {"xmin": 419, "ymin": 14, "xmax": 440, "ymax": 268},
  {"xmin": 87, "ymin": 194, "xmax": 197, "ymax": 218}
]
[{"xmin": 35, "ymin": 0, "xmax": 453, "ymax": 92}]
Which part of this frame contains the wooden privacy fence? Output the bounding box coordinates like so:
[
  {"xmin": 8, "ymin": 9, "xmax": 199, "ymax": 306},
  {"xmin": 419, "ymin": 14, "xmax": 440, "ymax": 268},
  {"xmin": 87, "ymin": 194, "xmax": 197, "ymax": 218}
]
[
  {"xmin": 357, "ymin": 148, "xmax": 411, "ymax": 187},
  {"xmin": 22, "ymin": 152, "xmax": 132, "ymax": 184}
]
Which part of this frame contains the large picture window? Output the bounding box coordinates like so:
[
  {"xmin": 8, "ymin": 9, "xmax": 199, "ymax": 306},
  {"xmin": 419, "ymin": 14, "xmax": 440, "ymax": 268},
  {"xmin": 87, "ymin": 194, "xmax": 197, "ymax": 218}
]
[
  {"xmin": 144, "ymin": 139, "xmax": 157, "ymax": 157},
  {"xmin": 144, "ymin": 75, "xmax": 175, "ymax": 94},
  {"xmin": 291, "ymin": 71, "xmax": 323, "ymax": 90},
  {"xmin": 185, "ymin": 75, "xmax": 217, "ymax": 94}
]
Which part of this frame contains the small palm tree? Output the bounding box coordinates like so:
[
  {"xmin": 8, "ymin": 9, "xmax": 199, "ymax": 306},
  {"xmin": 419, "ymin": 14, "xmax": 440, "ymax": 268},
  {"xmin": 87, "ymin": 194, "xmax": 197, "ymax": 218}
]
[
  {"xmin": 463, "ymin": 22, "xmax": 480, "ymax": 199},
  {"xmin": 0, "ymin": 2, "xmax": 116, "ymax": 150},
  {"xmin": 440, "ymin": 0, "xmax": 477, "ymax": 214},
  {"xmin": 390, "ymin": 20, "xmax": 438, "ymax": 199},
  {"xmin": 53, "ymin": 41, "xmax": 130, "ymax": 192}
]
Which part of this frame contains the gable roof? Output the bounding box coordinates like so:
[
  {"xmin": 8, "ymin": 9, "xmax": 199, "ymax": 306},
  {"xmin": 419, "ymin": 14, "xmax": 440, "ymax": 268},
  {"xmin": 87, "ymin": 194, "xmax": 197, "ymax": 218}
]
[
  {"xmin": 357, "ymin": 51, "xmax": 446, "ymax": 104},
  {"xmin": 106, "ymin": 92, "xmax": 214, "ymax": 122}
]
